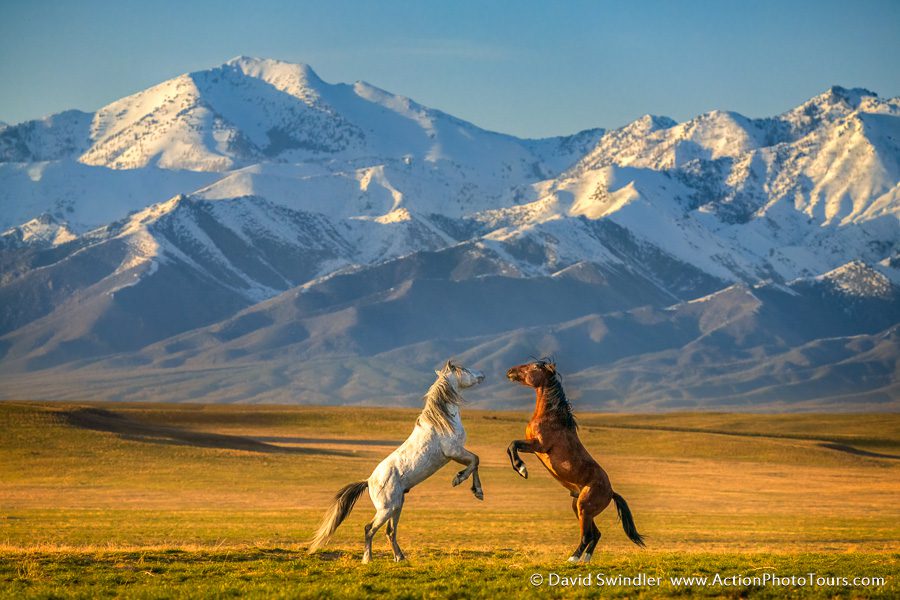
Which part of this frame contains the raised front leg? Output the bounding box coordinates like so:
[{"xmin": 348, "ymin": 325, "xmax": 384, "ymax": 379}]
[
  {"xmin": 507, "ymin": 439, "xmax": 541, "ymax": 479},
  {"xmin": 445, "ymin": 447, "xmax": 483, "ymax": 500}
]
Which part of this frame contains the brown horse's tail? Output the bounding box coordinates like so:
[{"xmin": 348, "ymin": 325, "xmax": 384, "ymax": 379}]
[
  {"xmin": 612, "ymin": 492, "xmax": 646, "ymax": 547},
  {"xmin": 308, "ymin": 480, "xmax": 368, "ymax": 553}
]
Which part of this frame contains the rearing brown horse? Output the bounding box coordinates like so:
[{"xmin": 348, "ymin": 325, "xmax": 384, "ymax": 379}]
[{"xmin": 506, "ymin": 359, "xmax": 645, "ymax": 562}]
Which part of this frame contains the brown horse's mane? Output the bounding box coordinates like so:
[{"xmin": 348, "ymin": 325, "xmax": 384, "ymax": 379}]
[
  {"xmin": 539, "ymin": 362, "xmax": 578, "ymax": 431},
  {"xmin": 418, "ymin": 371, "xmax": 462, "ymax": 434}
]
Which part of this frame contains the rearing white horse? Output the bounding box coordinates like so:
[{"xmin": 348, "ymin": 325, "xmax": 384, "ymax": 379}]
[{"xmin": 308, "ymin": 360, "xmax": 485, "ymax": 562}]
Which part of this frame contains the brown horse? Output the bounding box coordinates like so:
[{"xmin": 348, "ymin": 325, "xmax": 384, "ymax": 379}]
[{"xmin": 506, "ymin": 359, "xmax": 645, "ymax": 562}]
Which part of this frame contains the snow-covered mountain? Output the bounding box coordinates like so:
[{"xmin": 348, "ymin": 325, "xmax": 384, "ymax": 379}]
[
  {"xmin": 507, "ymin": 86, "xmax": 900, "ymax": 284},
  {"xmin": 0, "ymin": 57, "xmax": 601, "ymax": 229},
  {"xmin": 0, "ymin": 58, "xmax": 897, "ymax": 409}
]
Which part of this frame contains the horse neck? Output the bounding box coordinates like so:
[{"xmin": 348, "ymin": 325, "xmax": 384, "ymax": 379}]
[
  {"xmin": 530, "ymin": 380, "xmax": 575, "ymax": 429},
  {"xmin": 530, "ymin": 386, "xmax": 555, "ymax": 421},
  {"xmin": 419, "ymin": 375, "xmax": 461, "ymax": 433}
]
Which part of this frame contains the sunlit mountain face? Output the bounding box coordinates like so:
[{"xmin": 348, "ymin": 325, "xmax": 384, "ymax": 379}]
[{"xmin": 1, "ymin": 59, "xmax": 898, "ymax": 410}]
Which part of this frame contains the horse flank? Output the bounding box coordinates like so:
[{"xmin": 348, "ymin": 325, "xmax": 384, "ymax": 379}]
[{"xmin": 417, "ymin": 373, "xmax": 462, "ymax": 434}]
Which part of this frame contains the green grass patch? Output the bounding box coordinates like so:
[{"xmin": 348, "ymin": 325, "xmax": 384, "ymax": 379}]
[
  {"xmin": 1, "ymin": 550, "xmax": 896, "ymax": 599},
  {"xmin": 1, "ymin": 401, "xmax": 898, "ymax": 597}
]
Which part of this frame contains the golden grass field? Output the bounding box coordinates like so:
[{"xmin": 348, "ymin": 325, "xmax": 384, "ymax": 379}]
[{"xmin": 0, "ymin": 401, "xmax": 898, "ymax": 598}]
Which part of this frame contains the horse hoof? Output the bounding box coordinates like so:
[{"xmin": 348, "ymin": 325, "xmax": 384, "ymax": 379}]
[
  {"xmin": 473, "ymin": 490, "xmax": 484, "ymax": 501},
  {"xmin": 517, "ymin": 465, "xmax": 528, "ymax": 479},
  {"xmin": 567, "ymin": 555, "xmax": 579, "ymax": 563},
  {"xmin": 579, "ymin": 553, "xmax": 593, "ymax": 563},
  {"xmin": 362, "ymin": 554, "xmax": 371, "ymax": 564},
  {"xmin": 394, "ymin": 555, "xmax": 406, "ymax": 562},
  {"xmin": 452, "ymin": 477, "xmax": 462, "ymax": 487}
]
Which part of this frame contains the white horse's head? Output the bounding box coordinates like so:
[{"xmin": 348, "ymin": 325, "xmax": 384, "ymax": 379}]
[{"xmin": 436, "ymin": 360, "xmax": 485, "ymax": 390}]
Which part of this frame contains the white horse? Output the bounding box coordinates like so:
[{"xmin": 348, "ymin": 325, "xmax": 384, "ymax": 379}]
[{"xmin": 308, "ymin": 360, "xmax": 485, "ymax": 562}]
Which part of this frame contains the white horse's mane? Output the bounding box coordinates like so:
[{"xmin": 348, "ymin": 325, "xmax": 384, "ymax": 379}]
[{"xmin": 418, "ymin": 372, "xmax": 462, "ymax": 434}]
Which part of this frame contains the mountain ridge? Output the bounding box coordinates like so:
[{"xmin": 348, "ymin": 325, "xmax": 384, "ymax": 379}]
[{"xmin": 0, "ymin": 58, "xmax": 897, "ymax": 410}]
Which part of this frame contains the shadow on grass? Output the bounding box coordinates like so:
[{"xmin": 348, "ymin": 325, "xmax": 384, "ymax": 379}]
[
  {"xmin": 61, "ymin": 407, "xmax": 350, "ymax": 456},
  {"xmin": 308, "ymin": 548, "xmax": 519, "ymax": 562},
  {"xmin": 252, "ymin": 436, "xmax": 403, "ymax": 446},
  {"xmin": 586, "ymin": 423, "xmax": 900, "ymax": 461},
  {"xmin": 818, "ymin": 442, "xmax": 900, "ymax": 460},
  {"xmin": 312, "ymin": 550, "xmax": 352, "ymax": 562}
]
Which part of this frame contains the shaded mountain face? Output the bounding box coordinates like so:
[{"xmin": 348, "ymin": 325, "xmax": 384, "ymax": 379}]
[{"xmin": 0, "ymin": 58, "xmax": 898, "ymax": 410}]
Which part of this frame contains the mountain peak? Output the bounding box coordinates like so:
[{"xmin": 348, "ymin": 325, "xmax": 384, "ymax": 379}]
[
  {"xmin": 824, "ymin": 85, "xmax": 878, "ymax": 106},
  {"xmin": 225, "ymin": 55, "xmax": 261, "ymax": 66},
  {"xmin": 775, "ymin": 85, "xmax": 883, "ymax": 143},
  {"xmin": 816, "ymin": 261, "xmax": 893, "ymax": 298},
  {"xmin": 1, "ymin": 212, "xmax": 76, "ymax": 248},
  {"xmin": 800, "ymin": 85, "xmax": 879, "ymax": 113},
  {"xmin": 221, "ymin": 56, "xmax": 324, "ymax": 86},
  {"xmin": 632, "ymin": 114, "xmax": 678, "ymax": 132}
]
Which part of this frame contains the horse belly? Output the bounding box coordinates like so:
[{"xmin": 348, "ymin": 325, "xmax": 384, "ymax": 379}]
[
  {"xmin": 397, "ymin": 444, "xmax": 448, "ymax": 489},
  {"xmin": 536, "ymin": 453, "xmax": 580, "ymax": 493}
]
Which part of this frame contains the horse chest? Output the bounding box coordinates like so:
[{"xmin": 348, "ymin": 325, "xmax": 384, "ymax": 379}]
[
  {"xmin": 526, "ymin": 422, "xmax": 580, "ymax": 484},
  {"xmin": 392, "ymin": 424, "xmax": 465, "ymax": 484},
  {"xmin": 525, "ymin": 420, "xmax": 553, "ymax": 444}
]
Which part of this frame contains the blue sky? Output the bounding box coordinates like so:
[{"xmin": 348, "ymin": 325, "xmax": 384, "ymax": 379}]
[{"xmin": 1, "ymin": 0, "xmax": 898, "ymax": 137}]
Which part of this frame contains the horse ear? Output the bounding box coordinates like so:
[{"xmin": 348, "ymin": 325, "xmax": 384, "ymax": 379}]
[
  {"xmin": 435, "ymin": 370, "xmax": 442, "ymax": 377},
  {"xmin": 546, "ymin": 362, "xmax": 556, "ymax": 374},
  {"xmin": 445, "ymin": 359, "xmax": 453, "ymax": 371}
]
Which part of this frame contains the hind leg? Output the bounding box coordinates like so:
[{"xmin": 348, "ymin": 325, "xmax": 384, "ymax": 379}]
[
  {"xmin": 567, "ymin": 516, "xmax": 599, "ymax": 563},
  {"xmin": 567, "ymin": 494, "xmax": 588, "ymax": 562},
  {"xmin": 580, "ymin": 522, "xmax": 601, "ymax": 563},
  {"xmin": 575, "ymin": 484, "xmax": 612, "ymax": 563},
  {"xmin": 384, "ymin": 502, "xmax": 406, "ymax": 562},
  {"xmin": 363, "ymin": 508, "xmax": 393, "ymax": 564}
]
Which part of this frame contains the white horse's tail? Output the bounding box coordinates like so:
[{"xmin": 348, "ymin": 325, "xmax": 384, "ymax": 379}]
[{"xmin": 308, "ymin": 480, "xmax": 369, "ymax": 553}]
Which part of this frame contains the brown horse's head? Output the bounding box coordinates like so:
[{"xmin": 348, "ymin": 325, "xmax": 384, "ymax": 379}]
[{"xmin": 506, "ymin": 360, "xmax": 557, "ymax": 388}]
